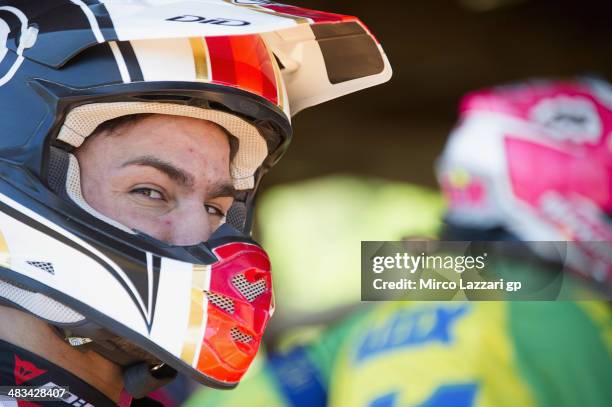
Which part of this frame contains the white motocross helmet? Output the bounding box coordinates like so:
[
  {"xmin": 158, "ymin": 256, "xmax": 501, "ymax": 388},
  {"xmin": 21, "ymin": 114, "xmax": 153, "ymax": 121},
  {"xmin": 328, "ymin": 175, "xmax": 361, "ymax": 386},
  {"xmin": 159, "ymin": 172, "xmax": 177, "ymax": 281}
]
[{"xmin": 0, "ymin": 0, "xmax": 391, "ymax": 396}]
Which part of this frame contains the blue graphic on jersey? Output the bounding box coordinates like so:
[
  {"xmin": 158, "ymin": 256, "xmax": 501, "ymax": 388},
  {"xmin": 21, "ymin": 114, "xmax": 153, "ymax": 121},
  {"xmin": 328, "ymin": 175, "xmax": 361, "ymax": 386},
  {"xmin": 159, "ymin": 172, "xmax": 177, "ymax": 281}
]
[
  {"xmin": 368, "ymin": 383, "xmax": 477, "ymax": 407},
  {"xmin": 267, "ymin": 346, "xmax": 327, "ymax": 407},
  {"xmin": 355, "ymin": 305, "xmax": 469, "ymax": 363},
  {"xmin": 369, "ymin": 392, "xmax": 398, "ymax": 407},
  {"xmin": 420, "ymin": 383, "xmax": 478, "ymax": 407}
]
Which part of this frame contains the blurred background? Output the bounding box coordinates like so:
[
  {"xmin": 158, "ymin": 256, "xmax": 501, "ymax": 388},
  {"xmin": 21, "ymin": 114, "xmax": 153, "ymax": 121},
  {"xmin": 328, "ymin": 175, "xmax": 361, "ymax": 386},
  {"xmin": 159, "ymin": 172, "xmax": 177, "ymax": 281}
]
[
  {"xmin": 176, "ymin": 0, "xmax": 612, "ymax": 405},
  {"xmin": 255, "ymin": 0, "xmax": 612, "ymax": 336},
  {"xmin": 263, "ymin": 0, "xmax": 612, "ymax": 189}
]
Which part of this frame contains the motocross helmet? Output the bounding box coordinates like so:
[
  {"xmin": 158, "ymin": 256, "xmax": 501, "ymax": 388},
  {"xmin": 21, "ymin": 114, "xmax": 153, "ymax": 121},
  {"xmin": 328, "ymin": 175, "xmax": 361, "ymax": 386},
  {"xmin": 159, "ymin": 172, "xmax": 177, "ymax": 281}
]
[
  {"xmin": 437, "ymin": 77, "xmax": 612, "ymax": 293},
  {"xmin": 0, "ymin": 0, "xmax": 392, "ymax": 396}
]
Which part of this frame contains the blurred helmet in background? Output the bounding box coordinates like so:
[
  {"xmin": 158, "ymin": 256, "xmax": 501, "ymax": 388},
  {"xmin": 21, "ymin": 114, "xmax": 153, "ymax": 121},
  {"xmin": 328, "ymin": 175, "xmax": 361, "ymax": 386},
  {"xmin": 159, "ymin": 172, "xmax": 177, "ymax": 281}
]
[{"xmin": 437, "ymin": 77, "xmax": 612, "ymax": 291}]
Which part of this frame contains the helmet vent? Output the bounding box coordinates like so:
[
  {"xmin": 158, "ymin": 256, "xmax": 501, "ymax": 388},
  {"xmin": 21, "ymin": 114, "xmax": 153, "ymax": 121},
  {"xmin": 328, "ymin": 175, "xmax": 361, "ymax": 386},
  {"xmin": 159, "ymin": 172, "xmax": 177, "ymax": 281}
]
[
  {"xmin": 226, "ymin": 201, "xmax": 247, "ymax": 232},
  {"xmin": 47, "ymin": 146, "xmax": 70, "ymax": 196},
  {"xmin": 27, "ymin": 261, "xmax": 55, "ymax": 275},
  {"xmin": 232, "ymin": 274, "xmax": 266, "ymax": 302},
  {"xmin": 230, "ymin": 327, "xmax": 253, "ymax": 344},
  {"xmin": 205, "ymin": 291, "xmax": 235, "ymax": 314}
]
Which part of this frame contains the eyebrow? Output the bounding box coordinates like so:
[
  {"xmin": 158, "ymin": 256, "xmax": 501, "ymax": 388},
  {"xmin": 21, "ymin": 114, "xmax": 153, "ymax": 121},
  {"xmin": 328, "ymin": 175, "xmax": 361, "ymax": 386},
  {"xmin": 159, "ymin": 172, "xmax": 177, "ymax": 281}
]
[
  {"xmin": 121, "ymin": 155, "xmax": 237, "ymax": 198},
  {"xmin": 122, "ymin": 156, "xmax": 195, "ymax": 187},
  {"xmin": 208, "ymin": 181, "xmax": 238, "ymax": 199}
]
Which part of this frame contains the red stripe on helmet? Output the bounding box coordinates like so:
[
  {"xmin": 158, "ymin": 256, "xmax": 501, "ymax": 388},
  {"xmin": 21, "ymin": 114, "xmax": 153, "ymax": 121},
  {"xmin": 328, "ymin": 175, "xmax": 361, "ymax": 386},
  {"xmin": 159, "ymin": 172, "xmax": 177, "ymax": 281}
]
[
  {"xmin": 207, "ymin": 35, "xmax": 278, "ymax": 106},
  {"xmin": 253, "ymin": 36, "xmax": 278, "ymax": 105},
  {"xmin": 263, "ymin": 4, "xmax": 347, "ymax": 23},
  {"xmin": 206, "ymin": 36, "xmax": 238, "ymax": 89}
]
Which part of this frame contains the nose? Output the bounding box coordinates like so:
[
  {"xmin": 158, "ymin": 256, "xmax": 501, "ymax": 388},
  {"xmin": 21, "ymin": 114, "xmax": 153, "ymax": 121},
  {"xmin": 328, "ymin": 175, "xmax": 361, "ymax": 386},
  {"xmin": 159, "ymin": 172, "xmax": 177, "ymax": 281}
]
[{"xmin": 164, "ymin": 203, "xmax": 213, "ymax": 246}]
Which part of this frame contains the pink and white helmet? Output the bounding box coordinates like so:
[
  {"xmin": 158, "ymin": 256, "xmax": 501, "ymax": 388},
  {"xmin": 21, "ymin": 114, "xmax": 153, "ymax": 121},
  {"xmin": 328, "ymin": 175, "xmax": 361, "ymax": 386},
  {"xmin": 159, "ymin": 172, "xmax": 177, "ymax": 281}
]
[{"xmin": 437, "ymin": 78, "xmax": 612, "ymax": 289}]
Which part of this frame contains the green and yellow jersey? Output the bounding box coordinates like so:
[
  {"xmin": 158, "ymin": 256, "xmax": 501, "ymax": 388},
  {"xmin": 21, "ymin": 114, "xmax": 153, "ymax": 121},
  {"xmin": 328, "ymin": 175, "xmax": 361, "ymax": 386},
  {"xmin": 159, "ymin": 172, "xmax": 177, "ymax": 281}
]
[{"xmin": 188, "ymin": 301, "xmax": 612, "ymax": 407}]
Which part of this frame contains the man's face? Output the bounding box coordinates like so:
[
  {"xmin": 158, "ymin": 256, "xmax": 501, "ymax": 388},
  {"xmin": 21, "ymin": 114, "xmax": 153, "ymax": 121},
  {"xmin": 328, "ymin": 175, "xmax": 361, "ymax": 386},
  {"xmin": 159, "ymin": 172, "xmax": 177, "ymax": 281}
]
[{"xmin": 76, "ymin": 114, "xmax": 235, "ymax": 245}]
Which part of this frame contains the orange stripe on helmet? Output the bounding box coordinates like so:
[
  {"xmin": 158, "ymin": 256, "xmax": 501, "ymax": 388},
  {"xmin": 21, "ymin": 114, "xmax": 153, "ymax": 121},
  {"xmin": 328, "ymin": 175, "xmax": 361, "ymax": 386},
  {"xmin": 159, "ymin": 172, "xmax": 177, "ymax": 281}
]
[
  {"xmin": 180, "ymin": 264, "xmax": 209, "ymax": 366},
  {"xmin": 189, "ymin": 37, "xmax": 210, "ymax": 81}
]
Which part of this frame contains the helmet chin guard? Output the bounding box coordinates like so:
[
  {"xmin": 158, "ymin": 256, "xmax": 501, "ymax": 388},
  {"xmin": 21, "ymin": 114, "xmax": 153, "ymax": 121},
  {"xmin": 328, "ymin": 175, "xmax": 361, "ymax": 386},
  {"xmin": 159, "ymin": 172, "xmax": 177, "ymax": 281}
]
[
  {"xmin": 0, "ymin": 0, "xmax": 391, "ymax": 394},
  {"xmin": 0, "ymin": 171, "xmax": 273, "ymax": 388}
]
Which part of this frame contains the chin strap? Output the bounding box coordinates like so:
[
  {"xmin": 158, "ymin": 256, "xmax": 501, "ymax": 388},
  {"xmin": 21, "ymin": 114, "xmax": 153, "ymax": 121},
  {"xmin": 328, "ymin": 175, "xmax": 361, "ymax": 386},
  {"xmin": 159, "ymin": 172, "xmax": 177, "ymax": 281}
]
[
  {"xmin": 63, "ymin": 332, "xmax": 178, "ymax": 400},
  {"xmin": 122, "ymin": 363, "xmax": 178, "ymax": 400},
  {"xmin": 0, "ymin": 282, "xmax": 181, "ymax": 399},
  {"xmin": 60, "ymin": 325, "xmax": 178, "ymax": 399}
]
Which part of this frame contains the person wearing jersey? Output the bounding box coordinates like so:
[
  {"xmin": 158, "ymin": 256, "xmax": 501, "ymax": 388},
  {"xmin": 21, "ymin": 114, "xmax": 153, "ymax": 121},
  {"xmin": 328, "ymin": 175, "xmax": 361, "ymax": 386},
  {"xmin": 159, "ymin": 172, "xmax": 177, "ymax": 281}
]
[
  {"xmin": 0, "ymin": 1, "xmax": 391, "ymax": 405},
  {"xmin": 188, "ymin": 78, "xmax": 612, "ymax": 407}
]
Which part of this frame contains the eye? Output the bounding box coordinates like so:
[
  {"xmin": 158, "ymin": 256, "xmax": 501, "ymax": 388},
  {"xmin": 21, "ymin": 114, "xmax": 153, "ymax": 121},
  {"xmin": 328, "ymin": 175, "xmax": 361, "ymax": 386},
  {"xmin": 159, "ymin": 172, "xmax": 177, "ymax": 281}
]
[
  {"xmin": 131, "ymin": 187, "xmax": 165, "ymax": 200},
  {"xmin": 205, "ymin": 204, "xmax": 225, "ymax": 217}
]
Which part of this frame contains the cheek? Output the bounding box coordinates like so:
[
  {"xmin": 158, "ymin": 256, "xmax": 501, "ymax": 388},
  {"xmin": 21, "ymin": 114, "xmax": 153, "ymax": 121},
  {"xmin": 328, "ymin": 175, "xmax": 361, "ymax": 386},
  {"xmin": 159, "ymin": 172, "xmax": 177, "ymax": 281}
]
[
  {"xmin": 79, "ymin": 168, "xmax": 118, "ymax": 216},
  {"xmin": 79, "ymin": 170, "xmax": 159, "ymax": 232},
  {"xmin": 104, "ymin": 204, "xmax": 173, "ymax": 238},
  {"xmin": 77, "ymin": 144, "xmax": 122, "ymax": 214}
]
